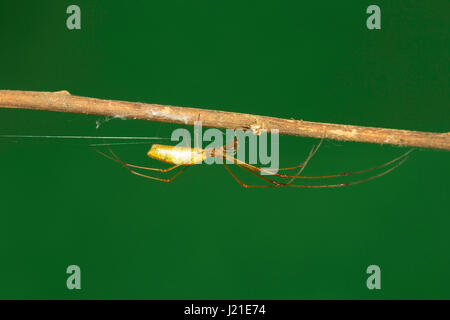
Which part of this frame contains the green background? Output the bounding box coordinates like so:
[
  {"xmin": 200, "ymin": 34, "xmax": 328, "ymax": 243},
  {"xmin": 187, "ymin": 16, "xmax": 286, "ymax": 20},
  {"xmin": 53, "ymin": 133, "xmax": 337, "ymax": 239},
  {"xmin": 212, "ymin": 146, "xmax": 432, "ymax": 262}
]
[{"xmin": 0, "ymin": 1, "xmax": 448, "ymax": 299}]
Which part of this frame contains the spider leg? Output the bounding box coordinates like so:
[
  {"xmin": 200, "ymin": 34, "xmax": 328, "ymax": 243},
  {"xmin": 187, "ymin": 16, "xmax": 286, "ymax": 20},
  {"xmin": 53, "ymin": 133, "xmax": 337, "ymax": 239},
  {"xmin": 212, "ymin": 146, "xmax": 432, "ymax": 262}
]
[
  {"xmin": 262, "ymin": 139, "xmax": 321, "ymax": 174},
  {"xmin": 90, "ymin": 143, "xmax": 181, "ymax": 172},
  {"xmin": 284, "ymin": 156, "xmax": 410, "ymax": 188},
  {"xmin": 265, "ymin": 163, "xmax": 305, "ymax": 171},
  {"xmin": 223, "ymin": 163, "xmax": 277, "ymax": 188},
  {"xmin": 223, "ymin": 140, "xmax": 320, "ymax": 178},
  {"xmin": 225, "ymin": 145, "xmax": 413, "ymax": 180},
  {"xmin": 90, "ymin": 141, "xmax": 188, "ymax": 182},
  {"xmin": 123, "ymin": 164, "xmax": 189, "ymax": 183},
  {"xmin": 227, "ymin": 156, "xmax": 409, "ymax": 188},
  {"xmin": 285, "ymin": 140, "xmax": 321, "ymax": 183}
]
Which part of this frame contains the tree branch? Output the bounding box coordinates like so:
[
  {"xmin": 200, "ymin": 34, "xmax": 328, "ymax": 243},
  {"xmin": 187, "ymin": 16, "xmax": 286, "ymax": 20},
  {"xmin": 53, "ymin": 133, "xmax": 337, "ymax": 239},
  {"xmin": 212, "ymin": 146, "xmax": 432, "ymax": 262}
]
[{"xmin": 0, "ymin": 90, "xmax": 448, "ymax": 150}]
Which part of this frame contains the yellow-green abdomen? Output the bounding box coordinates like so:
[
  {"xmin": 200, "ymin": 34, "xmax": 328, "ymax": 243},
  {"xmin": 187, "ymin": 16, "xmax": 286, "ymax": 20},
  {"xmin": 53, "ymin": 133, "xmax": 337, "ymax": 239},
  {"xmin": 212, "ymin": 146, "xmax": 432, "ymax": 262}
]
[{"xmin": 147, "ymin": 144, "xmax": 207, "ymax": 165}]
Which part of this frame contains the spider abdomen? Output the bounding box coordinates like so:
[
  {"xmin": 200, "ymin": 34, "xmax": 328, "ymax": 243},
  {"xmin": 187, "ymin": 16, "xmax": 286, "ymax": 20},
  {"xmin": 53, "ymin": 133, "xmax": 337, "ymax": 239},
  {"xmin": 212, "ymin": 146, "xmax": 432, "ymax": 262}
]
[{"xmin": 147, "ymin": 144, "xmax": 207, "ymax": 165}]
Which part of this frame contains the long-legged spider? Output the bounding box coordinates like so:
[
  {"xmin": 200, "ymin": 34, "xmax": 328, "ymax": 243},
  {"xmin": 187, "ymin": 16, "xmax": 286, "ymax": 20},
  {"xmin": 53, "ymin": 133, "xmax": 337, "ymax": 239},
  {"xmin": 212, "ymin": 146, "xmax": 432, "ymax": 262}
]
[{"xmin": 90, "ymin": 138, "xmax": 412, "ymax": 188}]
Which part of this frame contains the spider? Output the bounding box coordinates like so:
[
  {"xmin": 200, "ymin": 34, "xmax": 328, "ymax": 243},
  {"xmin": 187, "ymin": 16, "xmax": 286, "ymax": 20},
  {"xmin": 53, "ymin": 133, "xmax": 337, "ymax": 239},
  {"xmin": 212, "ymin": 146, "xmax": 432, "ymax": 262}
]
[{"xmin": 90, "ymin": 138, "xmax": 412, "ymax": 188}]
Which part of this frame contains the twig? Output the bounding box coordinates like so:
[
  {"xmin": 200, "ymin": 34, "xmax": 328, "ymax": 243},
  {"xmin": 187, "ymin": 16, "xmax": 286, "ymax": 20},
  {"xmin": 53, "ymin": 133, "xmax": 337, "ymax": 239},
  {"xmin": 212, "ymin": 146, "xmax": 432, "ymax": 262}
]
[{"xmin": 0, "ymin": 90, "xmax": 448, "ymax": 150}]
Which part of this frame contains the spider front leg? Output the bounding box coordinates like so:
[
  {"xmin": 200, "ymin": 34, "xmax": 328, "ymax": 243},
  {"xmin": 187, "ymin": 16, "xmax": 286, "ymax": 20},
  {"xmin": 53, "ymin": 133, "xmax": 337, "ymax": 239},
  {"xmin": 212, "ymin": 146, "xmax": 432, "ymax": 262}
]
[
  {"xmin": 223, "ymin": 163, "xmax": 280, "ymax": 188},
  {"xmin": 225, "ymin": 155, "xmax": 410, "ymax": 189}
]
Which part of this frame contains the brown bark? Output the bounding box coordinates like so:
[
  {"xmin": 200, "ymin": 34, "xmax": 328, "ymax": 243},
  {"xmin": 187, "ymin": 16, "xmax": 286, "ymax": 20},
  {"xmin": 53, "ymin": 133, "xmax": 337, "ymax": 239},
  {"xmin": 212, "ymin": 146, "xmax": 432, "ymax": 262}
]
[{"xmin": 0, "ymin": 89, "xmax": 448, "ymax": 150}]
